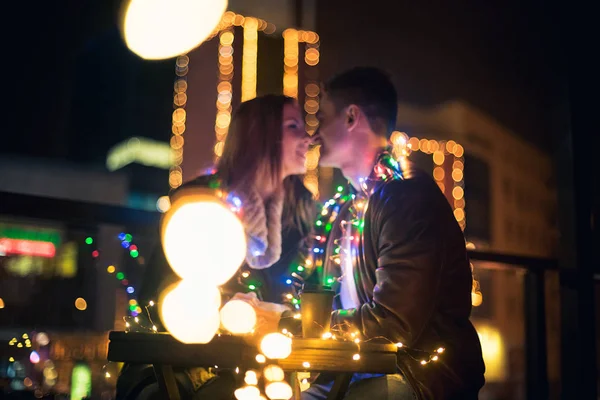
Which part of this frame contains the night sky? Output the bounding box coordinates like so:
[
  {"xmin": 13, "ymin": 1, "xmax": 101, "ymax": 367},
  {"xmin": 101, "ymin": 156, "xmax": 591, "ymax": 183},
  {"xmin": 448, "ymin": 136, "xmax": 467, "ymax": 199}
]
[
  {"xmin": 5, "ymin": 0, "xmax": 564, "ymax": 164},
  {"xmin": 316, "ymin": 0, "xmax": 563, "ymax": 153}
]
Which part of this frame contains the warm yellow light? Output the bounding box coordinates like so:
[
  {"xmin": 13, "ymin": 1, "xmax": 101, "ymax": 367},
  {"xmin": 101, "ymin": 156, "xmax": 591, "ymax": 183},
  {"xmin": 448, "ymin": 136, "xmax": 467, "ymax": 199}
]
[
  {"xmin": 244, "ymin": 370, "xmax": 258, "ymax": 386},
  {"xmin": 255, "ymin": 354, "xmax": 267, "ymax": 363},
  {"xmin": 433, "ymin": 151, "xmax": 445, "ymax": 165},
  {"xmin": 452, "ymin": 186, "xmax": 464, "ymax": 200},
  {"xmin": 263, "ymin": 365, "xmax": 285, "ymax": 382},
  {"xmin": 234, "ymin": 385, "xmax": 261, "ymax": 400},
  {"xmin": 107, "ymin": 265, "xmax": 116, "ymax": 274},
  {"xmin": 352, "ymin": 354, "xmax": 360, "ymax": 361},
  {"xmin": 220, "ymin": 300, "xmax": 257, "ymax": 334},
  {"xmin": 265, "ymin": 381, "xmax": 293, "ymax": 399},
  {"xmin": 74, "ymin": 298, "xmax": 87, "ymax": 311},
  {"xmin": 451, "ymin": 169, "xmax": 463, "ymax": 182},
  {"xmin": 161, "ymin": 188, "xmax": 246, "ymax": 285},
  {"xmin": 474, "ymin": 322, "xmax": 506, "ymax": 382},
  {"xmin": 121, "ymin": 0, "xmax": 228, "ymax": 60},
  {"xmin": 472, "ymin": 291, "xmax": 483, "ymax": 307},
  {"xmin": 260, "ymin": 333, "xmax": 292, "ymax": 359},
  {"xmin": 156, "ymin": 196, "xmax": 171, "ymax": 213},
  {"xmin": 302, "ymin": 361, "xmax": 310, "ymax": 368},
  {"xmin": 454, "ymin": 208, "xmax": 465, "ymax": 221},
  {"xmin": 453, "ymin": 144, "xmax": 465, "ymax": 157},
  {"xmin": 0, "ymin": 298, "xmax": 4, "ymax": 309},
  {"xmin": 159, "ymin": 280, "xmax": 221, "ymax": 344},
  {"xmin": 433, "ymin": 167, "xmax": 445, "ymax": 181},
  {"xmin": 241, "ymin": 17, "xmax": 258, "ymax": 102}
]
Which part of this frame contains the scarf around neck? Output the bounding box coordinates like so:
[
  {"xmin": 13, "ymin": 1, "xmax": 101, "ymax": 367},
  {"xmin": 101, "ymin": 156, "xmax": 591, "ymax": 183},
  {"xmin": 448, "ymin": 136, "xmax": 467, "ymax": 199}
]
[{"xmin": 234, "ymin": 185, "xmax": 284, "ymax": 270}]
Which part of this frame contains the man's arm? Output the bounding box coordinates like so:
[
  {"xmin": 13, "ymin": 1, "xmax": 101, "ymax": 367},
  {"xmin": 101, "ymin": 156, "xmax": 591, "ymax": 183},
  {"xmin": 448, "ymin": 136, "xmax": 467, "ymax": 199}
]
[{"xmin": 330, "ymin": 179, "xmax": 447, "ymax": 346}]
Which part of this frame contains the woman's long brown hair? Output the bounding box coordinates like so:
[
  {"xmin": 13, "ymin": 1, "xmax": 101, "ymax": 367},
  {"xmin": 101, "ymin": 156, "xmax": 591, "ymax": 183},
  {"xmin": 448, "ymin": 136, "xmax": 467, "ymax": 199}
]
[{"xmin": 216, "ymin": 95, "xmax": 315, "ymax": 236}]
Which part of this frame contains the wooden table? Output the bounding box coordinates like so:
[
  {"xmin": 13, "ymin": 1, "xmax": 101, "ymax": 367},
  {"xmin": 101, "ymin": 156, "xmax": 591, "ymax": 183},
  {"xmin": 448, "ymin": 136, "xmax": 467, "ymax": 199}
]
[{"xmin": 108, "ymin": 331, "xmax": 398, "ymax": 400}]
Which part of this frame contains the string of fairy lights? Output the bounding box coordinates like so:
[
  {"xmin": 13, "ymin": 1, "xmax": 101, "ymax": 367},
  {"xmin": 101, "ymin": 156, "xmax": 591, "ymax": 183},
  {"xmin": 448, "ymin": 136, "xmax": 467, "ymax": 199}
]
[
  {"xmin": 301, "ymin": 30, "xmax": 321, "ymax": 198},
  {"xmin": 169, "ymin": 55, "xmax": 190, "ymax": 189},
  {"xmin": 85, "ymin": 233, "xmax": 144, "ymax": 317},
  {"xmin": 391, "ymin": 131, "xmax": 467, "ymax": 230},
  {"xmin": 212, "ymin": 12, "xmax": 278, "ymax": 163},
  {"xmin": 124, "ymin": 152, "xmax": 446, "ymax": 400},
  {"xmin": 121, "ymin": 155, "xmax": 449, "ymax": 398},
  {"xmin": 149, "ymin": 12, "xmax": 480, "ymax": 397}
]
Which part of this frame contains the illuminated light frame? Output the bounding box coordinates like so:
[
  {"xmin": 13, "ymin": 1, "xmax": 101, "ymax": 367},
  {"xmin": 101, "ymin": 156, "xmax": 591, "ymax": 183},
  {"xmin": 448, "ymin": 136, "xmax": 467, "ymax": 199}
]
[
  {"xmin": 393, "ymin": 134, "xmax": 481, "ymax": 306},
  {"xmin": 212, "ymin": 12, "xmax": 277, "ymax": 162},
  {"xmin": 169, "ymin": 55, "xmax": 190, "ymax": 189},
  {"xmin": 281, "ymin": 28, "xmax": 322, "ymax": 198},
  {"xmin": 213, "ymin": 25, "xmax": 235, "ymax": 161},
  {"xmin": 391, "ymin": 133, "xmax": 466, "ymax": 230},
  {"xmin": 241, "ymin": 17, "xmax": 258, "ymax": 102},
  {"xmin": 169, "ymin": 11, "xmax": 321, "ymax": 190}
]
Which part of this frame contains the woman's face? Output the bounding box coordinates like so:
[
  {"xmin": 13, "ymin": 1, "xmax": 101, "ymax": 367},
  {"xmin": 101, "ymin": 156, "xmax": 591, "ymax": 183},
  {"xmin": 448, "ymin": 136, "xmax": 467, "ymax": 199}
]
[{"xmin": 281, "ymin": 102, "xmax": 309, "ymax": 178}]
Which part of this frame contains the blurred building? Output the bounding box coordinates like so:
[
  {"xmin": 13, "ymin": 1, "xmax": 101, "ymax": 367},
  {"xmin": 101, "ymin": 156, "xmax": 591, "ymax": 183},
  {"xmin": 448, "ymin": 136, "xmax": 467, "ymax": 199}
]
[
  {"xmin": 396, "ymin": 100, "xmax": 558, "ymax": 258},
  {"xmin": 393, "ymin": 100, "xmax": 560, "ymax": 398},
  {"xmin": 0, "ymin": 156, "xmax": 147, "ymax": 398}
]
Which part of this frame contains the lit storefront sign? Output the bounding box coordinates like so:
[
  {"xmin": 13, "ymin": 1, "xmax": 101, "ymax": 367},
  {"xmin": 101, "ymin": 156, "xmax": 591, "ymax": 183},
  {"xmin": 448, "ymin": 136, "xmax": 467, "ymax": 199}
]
[
  {"xmin": 0, "ymin": 223, "xmax": 77, "ymax": 278},
  {"xmin": 0, "ymin": 238, "xmax": 56, "ymax": 258}
]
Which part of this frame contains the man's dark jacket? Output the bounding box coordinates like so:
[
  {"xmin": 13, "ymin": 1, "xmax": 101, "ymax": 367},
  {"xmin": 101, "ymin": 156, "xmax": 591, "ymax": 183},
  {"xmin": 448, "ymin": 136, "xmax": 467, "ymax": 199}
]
[{"xmin": 326, "ymin": 160, "xmax": 485, "ymax": 399}]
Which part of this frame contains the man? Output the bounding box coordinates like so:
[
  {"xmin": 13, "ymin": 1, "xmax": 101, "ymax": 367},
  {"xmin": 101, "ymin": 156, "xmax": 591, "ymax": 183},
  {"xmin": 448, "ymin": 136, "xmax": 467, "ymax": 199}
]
[{"xmin": 300, "ymin": 67, "xmax": 485, "ymax": 399}]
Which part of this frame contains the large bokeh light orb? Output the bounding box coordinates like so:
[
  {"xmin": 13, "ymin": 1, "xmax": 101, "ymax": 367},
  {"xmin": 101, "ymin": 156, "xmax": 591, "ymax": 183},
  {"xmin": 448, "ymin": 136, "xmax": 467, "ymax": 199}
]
[
  {"xmin": 159, "ymin": 280, "xmax": 221, "ymax": 343},
  {"xmin": 161, "ymin": 188, "xmax": 246, "ymax": 285},
  {"xmin": 220, "ymin": 299, "xmax": 257, "ymax": 335},
  {"xmin": 121, "ymin": 0, "xmax": 228, "ymax": 60},
  {"xmin": 265, "ymin": 381, "xmax": 293, "ymax": 399},
  {"xmin": 260, "ymin": 333, "xmax": 292, "ymax": 360}
]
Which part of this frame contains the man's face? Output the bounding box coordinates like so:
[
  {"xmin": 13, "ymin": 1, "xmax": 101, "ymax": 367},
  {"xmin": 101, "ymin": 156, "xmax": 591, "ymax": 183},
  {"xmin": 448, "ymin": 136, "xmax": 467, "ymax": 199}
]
[{"xmin": 315, "ymin": 92, "xmax": 350, "ymax": 168}]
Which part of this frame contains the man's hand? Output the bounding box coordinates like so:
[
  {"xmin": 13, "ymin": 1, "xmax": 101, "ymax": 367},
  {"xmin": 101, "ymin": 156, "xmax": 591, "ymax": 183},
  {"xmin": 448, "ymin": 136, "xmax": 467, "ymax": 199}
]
[{"xmin": 230, "ymin": 292, "xmax": 288, "ymax": 341}]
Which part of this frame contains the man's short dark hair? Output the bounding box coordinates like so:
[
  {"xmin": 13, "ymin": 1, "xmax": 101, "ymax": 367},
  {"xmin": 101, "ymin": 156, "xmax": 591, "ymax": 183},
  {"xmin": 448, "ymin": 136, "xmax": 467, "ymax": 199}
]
[{"xmin": 324, "ymin": 66, "xmax": 398, "ymax": 137}]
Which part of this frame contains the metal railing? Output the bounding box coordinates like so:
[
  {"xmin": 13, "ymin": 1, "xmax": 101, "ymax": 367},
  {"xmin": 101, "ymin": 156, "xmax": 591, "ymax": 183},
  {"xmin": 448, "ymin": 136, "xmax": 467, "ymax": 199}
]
[{"xmin": 468, "ymin": 249, "xmax": 557, "ymax": 400}]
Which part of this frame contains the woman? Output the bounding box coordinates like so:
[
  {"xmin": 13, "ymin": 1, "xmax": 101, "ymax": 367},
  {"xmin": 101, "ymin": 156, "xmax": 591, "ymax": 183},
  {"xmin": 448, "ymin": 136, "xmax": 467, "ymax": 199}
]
[{"xmin": 116, "ymin": 95, "xmax": 316, "ymax": 400}]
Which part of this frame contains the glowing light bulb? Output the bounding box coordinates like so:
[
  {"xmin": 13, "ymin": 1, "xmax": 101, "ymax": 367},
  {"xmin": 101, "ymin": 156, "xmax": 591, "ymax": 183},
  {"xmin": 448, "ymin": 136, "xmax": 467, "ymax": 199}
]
[
  {"xmin": 244, "ymin": 370, "xmax": 258, "ymax": 386},
  {"xmin": 29, "ymin": 351, "xmax": 40, "ymax": 364},
  {"xmin": 260, "ymin": 333, "xmax": 292, "ymax": 360},
  {"xmin": 255, "ymin": 354, "xmax": 266, "ymax": 363},
  {"xmin": 220, "ymin": 300, "xmax": 257, "ymax": 334},
  {"xmin": 234, "ymin": 385, "xmax": 261, "ymax": 400},
  {"xmin": 161, "ymin": 191, "xmax": 246, "ymax": 285},
  {"xmin": 122, "ymin": 0, "xmax": 229, "ymax": 60},
  {"xmin": 159, "ymin": 281, "xmax": 221, "ymax": 343},
  {"xmin": 263, "ymin": 365, "xmax": 285, "ymax": 382},
  {"xmin": 265, "ymin": 381, "xmax": 293, "ymax": 399},
  {"xmin": 74, "ymin": 298, "xmax": 87, "ymax": 311}
]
